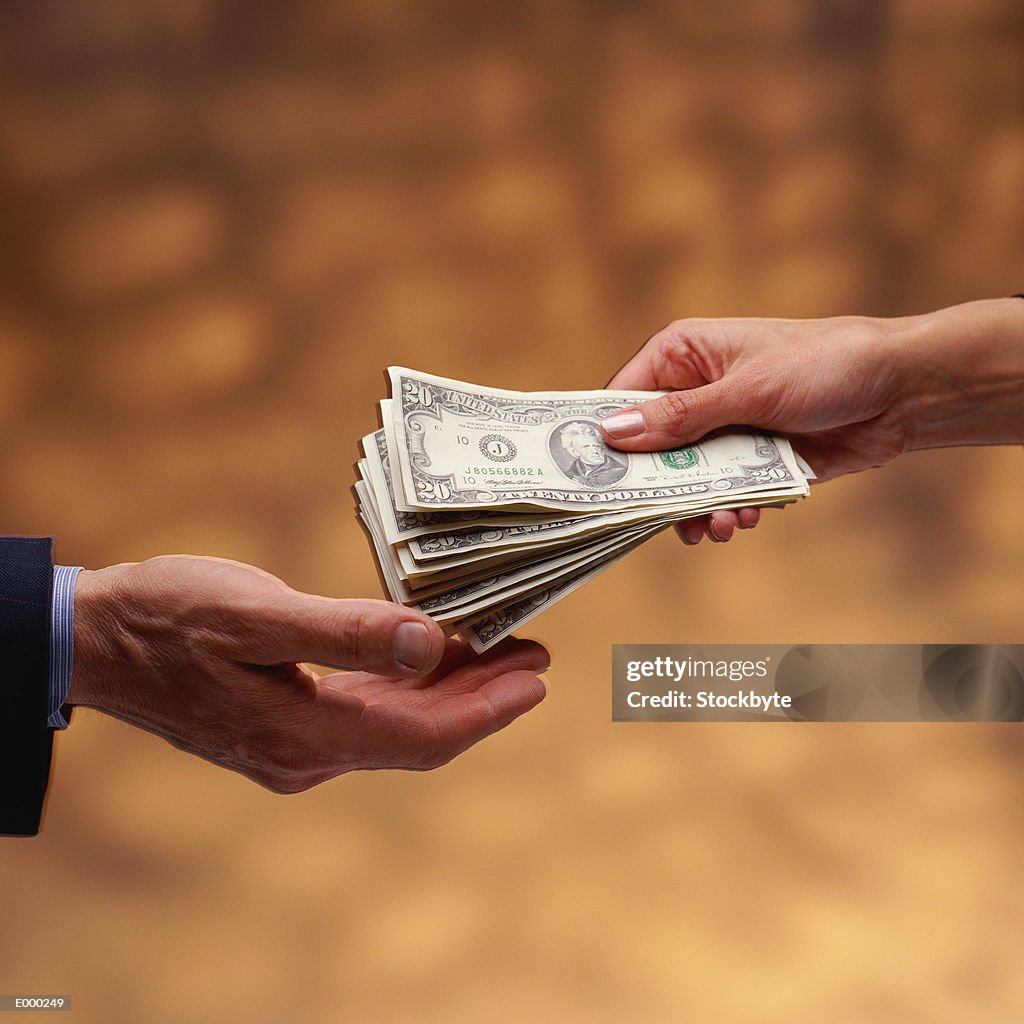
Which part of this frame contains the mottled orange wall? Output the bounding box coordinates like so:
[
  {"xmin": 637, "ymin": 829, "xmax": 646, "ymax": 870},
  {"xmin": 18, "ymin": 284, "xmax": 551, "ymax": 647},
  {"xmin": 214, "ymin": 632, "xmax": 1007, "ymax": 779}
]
[{"xmin": 1, "ymin": 3, "xmax": 1023, "ymax": 1022}]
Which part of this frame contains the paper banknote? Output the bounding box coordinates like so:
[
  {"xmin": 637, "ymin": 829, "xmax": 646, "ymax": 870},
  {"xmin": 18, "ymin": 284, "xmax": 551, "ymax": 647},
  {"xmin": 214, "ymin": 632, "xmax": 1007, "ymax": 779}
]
[{"xmin": 356, "ymin": 368, "xmax": 813, "ymax": 651}]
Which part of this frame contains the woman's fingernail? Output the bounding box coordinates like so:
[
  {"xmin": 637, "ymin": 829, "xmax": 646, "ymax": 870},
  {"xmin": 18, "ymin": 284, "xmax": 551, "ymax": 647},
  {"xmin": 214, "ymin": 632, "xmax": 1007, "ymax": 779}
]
[
  {"xmin": 394, "ymin": 621, "xmax": 432, "ymax": 671},
  {"xmin": 683, "ymin": 524, "xmax": 704, "ymax": 545},
  {"xmin": 601, "ymin": 411, "xmax": 645, "ymax": 439}
]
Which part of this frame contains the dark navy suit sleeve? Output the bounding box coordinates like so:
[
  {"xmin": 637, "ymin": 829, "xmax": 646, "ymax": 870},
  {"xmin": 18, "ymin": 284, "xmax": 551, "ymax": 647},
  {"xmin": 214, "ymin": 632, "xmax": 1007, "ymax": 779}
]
[{"xmin": 0, "ymin": 536, "xmax": 54, "ymax": 836}]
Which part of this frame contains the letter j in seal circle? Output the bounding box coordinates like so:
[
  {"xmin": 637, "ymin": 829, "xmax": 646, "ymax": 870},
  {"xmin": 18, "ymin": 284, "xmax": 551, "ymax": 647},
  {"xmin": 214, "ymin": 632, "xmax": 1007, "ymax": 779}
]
[{"xmin": 479, "ymin": 434, "xmax": 518, "ymax": 462}]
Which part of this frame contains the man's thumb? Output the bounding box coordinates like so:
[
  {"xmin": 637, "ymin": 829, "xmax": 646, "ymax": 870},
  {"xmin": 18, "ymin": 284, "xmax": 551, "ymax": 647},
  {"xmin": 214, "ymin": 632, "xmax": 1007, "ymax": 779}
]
[
  {"xmin": 600, "ymin": 380, "xmax": 746, "ymax": 451},
  {"xmin": 257, "ymin": 595, "xmax": 446, "ymax": 677}
]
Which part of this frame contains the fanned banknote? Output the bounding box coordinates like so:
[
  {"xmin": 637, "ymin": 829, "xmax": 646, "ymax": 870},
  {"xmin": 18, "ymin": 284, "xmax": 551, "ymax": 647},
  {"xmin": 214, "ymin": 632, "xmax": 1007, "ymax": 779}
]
[{"xmin": 356, "ymin": 368, "xmax": 813, "ymax": 652}]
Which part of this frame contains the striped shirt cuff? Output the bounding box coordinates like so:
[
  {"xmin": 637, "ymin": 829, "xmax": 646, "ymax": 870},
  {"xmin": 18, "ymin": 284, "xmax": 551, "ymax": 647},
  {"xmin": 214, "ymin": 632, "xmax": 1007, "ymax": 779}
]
[{"xmin": 48, "ymin": 564, "xmax": 82, "ymax": 729}]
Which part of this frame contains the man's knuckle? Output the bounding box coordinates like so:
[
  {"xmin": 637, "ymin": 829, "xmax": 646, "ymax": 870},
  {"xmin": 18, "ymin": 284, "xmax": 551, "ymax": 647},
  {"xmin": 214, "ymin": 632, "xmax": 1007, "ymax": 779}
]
[{"xmin": 335, "ymin": 604, "xmax": 372, "ymax": 664}]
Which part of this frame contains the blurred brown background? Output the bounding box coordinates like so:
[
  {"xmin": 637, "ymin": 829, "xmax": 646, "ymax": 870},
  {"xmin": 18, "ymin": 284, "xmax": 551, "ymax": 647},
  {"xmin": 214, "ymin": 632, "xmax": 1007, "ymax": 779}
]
[{"xmin": 2, "ymin": 2, "xmax": 1023, "ymax": 1021}]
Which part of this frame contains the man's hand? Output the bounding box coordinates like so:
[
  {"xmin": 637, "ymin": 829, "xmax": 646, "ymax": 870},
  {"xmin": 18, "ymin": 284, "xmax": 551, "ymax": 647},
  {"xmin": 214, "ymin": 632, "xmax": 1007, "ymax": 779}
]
[{"xmin": 67, "ymin": 556, "xmax": 548, "ymax": 792}]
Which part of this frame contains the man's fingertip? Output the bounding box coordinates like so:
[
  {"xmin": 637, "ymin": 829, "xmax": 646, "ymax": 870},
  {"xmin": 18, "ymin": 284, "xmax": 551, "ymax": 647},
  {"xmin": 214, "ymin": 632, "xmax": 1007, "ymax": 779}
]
[
  {"xmin": 501, "ymin": 670, "xmax": 548, "ymax": 715},
  {"xmin": 499, "ymin": 639, "xmax": 550, "ymax": 672},
  {"xmin": 394, "ymin": 620, "xmax": 439, "ymax": 673}
]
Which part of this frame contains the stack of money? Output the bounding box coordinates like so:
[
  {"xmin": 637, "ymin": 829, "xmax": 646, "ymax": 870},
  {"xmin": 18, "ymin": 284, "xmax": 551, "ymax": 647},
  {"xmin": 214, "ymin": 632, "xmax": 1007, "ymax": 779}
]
[{"xmin": 356, "ymin": 367, "xmax": 813, "ymax": 652}]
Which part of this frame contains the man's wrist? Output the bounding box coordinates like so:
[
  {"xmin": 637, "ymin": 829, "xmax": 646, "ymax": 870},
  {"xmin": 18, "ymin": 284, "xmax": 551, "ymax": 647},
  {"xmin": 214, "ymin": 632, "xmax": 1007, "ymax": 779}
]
[{"xmin": 66, "ymin": 568, "xmax": 117, "ymax": 709}]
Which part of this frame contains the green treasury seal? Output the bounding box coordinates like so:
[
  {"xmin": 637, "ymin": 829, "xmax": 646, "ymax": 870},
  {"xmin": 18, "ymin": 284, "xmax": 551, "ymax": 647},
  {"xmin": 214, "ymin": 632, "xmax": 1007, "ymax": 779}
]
[{"xmin": 658, "ymin": 448, "xmax": 699, "ymax": 470}]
